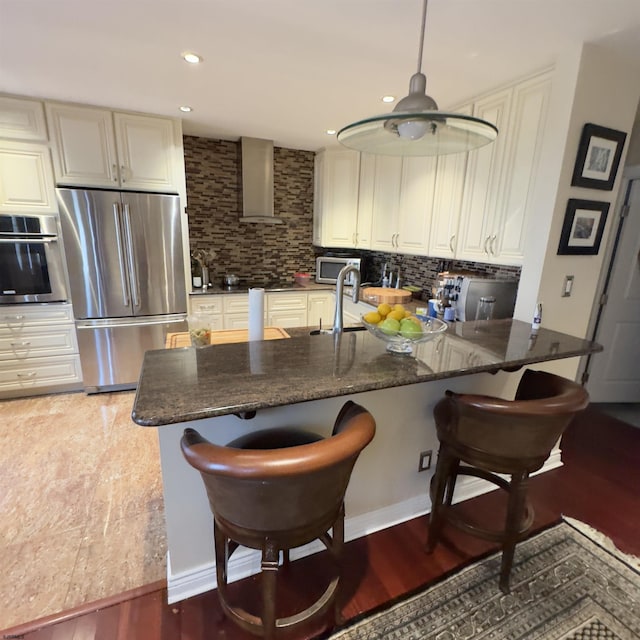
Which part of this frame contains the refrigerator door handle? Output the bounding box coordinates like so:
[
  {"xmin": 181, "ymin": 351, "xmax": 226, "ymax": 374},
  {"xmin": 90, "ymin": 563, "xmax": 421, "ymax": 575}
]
[
  {"xmin": 122, "ymin": 203, "xmax": 141, "ymax": 309},
  {"xmin": 113, "ymin": 203, "xmax": 131, "ymax": 307}
]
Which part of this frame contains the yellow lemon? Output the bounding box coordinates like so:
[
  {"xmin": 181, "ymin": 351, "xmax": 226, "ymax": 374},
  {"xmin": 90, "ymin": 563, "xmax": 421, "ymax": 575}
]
[
  {"xmin": 377, "ymin": 303, "xmax": 392, "ymax": 317},
  {"xmin": 404, "ymin": 310, "xmax": 413, "ymax": 318},
  {"xmin": 363, "ymin": 311, "xmax": 382, "ymax": 325},
  {"xmin": 393, "ymin": 303, "xmax": 406, "ymax": 314},
  {"xmin": 388, "ymin": 309, "xmax": 405, "ymax": 321}
]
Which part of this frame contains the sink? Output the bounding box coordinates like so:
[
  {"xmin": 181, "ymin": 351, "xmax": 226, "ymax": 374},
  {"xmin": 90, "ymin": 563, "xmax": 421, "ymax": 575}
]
[{"xmin": 309, "ymin": 326, "xmax": 366, "ymax": 336}]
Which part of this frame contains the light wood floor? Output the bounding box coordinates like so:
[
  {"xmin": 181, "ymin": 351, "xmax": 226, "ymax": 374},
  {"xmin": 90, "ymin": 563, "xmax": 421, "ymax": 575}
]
[{"xmin": 0, "ymin": 390, "xmax": 165, "ymax": 630}]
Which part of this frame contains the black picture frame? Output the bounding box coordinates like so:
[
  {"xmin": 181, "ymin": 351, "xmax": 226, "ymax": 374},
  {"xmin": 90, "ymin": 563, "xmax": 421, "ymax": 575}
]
[
  {"xmin": 571, "ymin": 123, "xmax": 627, "ymax": 190},
  {"xmin": 557, "ymin": 199, "xmax": 609, "ymax": 255}
]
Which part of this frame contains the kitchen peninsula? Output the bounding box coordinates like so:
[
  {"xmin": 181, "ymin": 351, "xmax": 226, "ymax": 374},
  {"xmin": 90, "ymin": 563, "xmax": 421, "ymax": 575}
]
[{"xmin": 132, "ymin": 320, "xmax": 601, "ymax": 604}]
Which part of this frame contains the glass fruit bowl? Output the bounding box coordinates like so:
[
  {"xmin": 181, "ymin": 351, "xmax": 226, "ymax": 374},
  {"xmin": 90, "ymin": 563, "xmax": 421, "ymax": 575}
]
[{"xmin": 361, "ymin": 314, "xmax": 448, "ymax": 354}]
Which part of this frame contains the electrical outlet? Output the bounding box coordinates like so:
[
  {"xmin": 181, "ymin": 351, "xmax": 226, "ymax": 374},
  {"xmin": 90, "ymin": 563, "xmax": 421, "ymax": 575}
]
[
  {"xmin": 418, "ymin": 450, "xmax": 432, "ymax": 472},
  {"xmin": 562, "ymin": 275, "xmax": 574, "ymax": 297}
]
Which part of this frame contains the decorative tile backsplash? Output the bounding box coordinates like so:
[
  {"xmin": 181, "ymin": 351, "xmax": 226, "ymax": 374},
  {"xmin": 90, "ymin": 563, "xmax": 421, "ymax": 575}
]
[
  {"xmin": 184, "ymin": 134, "xmax": 520, "ymax": 295},
  {"xmin": 184, "ymin": 135, "xmax": 316, "ymax": 285}
]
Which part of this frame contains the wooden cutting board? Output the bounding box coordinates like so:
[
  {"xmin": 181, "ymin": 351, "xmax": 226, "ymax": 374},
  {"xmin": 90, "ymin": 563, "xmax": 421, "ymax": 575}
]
[
  {"xmin": 166, "ymin": 326, "xmax": 290, "ymax": 348},
  {"xmin": 362, "ymin": 287, "xmax": 412, "ymax": 305}
]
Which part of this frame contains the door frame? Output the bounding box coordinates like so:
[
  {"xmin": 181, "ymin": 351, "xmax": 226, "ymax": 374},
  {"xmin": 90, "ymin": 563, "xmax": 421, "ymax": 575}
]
[{"xmin": 579, "ymin": 164, "xmax": 640, "ymax": 387}]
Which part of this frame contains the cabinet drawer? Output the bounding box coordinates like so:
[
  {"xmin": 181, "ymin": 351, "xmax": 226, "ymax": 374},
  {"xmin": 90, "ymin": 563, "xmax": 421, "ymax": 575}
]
[
  {"xmin": 0, "ymin": 304, "xmax": 75, "ymax": 328},
  {"xmin": 190, "ymin": 296, "xmax": 223, "ymax": 315},
  {"xmin": 0, "ymin": 326, "xmax": 78, "ymax": 360},
  {"xmin": 0, "ymin": 354, "xmax": 83, "ymax": 393},
  {"xmin": 267, "ymin": 292, "xmax": 307, "ymax": 311},
  {"xmin": 223, "ymin": 294, "xmax": 249, "ymax": 314}
]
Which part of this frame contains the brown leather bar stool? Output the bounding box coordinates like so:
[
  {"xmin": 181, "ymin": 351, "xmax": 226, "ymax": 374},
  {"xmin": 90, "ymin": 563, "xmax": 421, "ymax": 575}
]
[
  {"xmin": 180, "ymin": 400, "xmax": 376, "ymax": 639},
  {"xmin": 426, "ymin": 369, "xmax": 589, "ymax": 593}
]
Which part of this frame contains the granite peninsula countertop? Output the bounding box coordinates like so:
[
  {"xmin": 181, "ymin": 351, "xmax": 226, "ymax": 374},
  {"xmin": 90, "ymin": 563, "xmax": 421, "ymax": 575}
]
[{"xmin": 132, "ymin": 319, "xmax": 602, "ymax": 427}]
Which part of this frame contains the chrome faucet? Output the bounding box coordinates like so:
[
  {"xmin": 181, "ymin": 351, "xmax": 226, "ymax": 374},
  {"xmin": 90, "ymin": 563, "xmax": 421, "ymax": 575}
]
[{"xmin": 332, "ymin": 264, "xmax": 361, "ymax": 334}]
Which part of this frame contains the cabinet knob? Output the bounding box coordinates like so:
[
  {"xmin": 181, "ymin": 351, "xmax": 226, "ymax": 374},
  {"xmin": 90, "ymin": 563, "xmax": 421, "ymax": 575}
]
[
  {"xmin": 112, "ymin": 164, "xmax": 119, "ymax": 182},
  {"xmin": 121, "ymin": 165, "xmax": 127, "ymax": 183},
  {"xmin": 17, "ymin": 371, "xmax": 37, "ymax": 379}
]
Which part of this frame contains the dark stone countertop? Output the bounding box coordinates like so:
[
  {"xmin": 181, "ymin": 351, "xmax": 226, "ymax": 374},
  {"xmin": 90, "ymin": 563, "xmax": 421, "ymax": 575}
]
[
  {"xmin": 132, "ymin": 319, "xmax": 602, "ymax": 427},
  {"xmin": 189, "ymin": 282, "xmax": 334, "ymax": 295}
]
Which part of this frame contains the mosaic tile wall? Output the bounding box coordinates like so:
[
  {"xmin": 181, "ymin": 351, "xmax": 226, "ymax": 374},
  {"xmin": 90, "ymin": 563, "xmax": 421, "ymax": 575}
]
[
  {"xmin": 184, "ymin": 135, "xmax": 316, "ymax": 285},
  {"xmin": 184, "ymin": 134, "xmax": 520, "ymax": 295}
]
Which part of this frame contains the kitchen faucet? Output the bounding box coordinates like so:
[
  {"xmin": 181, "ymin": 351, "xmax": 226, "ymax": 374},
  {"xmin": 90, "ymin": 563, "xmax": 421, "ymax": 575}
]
[{"xmin": 332, "ymin": 264, "xmax": 361, "ymax": 333}]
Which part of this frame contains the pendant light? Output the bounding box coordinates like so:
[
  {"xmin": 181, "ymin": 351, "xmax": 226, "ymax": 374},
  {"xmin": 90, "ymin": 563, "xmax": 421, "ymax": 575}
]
[{"xmin": 337, "ymin": 0, "xmax": 498, "ymax": 157}]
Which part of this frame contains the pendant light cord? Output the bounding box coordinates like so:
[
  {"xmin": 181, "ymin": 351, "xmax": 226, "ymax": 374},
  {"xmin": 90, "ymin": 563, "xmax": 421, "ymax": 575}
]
[{"xmin": 416, "ymin": 0, "xmax": 428, "ymax": 74}]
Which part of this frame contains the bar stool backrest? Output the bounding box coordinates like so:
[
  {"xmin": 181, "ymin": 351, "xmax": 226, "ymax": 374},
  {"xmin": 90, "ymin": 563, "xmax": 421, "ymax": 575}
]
[
  {"xmin": 436, "ymin": 369, "xmax": 589, "ymax": 473},
  {"xmin": 181, "ymin": 401, "xmax": 375, "ymax": 547}
]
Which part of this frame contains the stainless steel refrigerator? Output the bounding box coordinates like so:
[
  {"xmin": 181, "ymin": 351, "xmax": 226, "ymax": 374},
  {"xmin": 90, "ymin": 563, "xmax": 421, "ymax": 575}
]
[{"xmin": 57, "ymin": 188, "xmax": 187, "ymax": 392}]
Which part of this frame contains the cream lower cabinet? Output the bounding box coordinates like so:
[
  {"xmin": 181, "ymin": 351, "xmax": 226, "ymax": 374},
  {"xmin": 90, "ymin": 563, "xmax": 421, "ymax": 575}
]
[
  {"xmin": 0, "ymin": 304, "xmax": 82, "ymax": 398},
  {"xmin": 307, "ymin": 291, "xmax": 334, "ymax": 329},
  {"xmin": 46, "ymin": 103, "xmax": 184, "ymax": 196},
  {"xmin": 267, "ymin": 292, "xmax": 307, "ymax": 329}
]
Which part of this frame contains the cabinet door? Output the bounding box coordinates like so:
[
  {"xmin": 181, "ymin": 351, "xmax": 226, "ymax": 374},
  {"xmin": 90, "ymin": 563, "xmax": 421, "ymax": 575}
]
[
  {"xmin": 113, "ymin": 113, "xmax": 178, "ymax": 193},
  {"xmin": 456, "ymin": 89, "xmax": 512, "ymax": 262},
  {"xmin": 396, "ymin": 156, "xmax": 436, "ymax": 255},
  {"xmin": 355, "ymin": 153, "xmax": 375, "ymax": 249},
  {"xmin": 491, "ymin": 74, "xmax": 551, "ymax": 265},
  {"xmin": 0, "ymin": 141, "xmax": 57, "ymax": 213},
  {"xmin": 0, "ymin": 96, "xmax": 47, "ymax": 141},
  {"xmin": 46, "ymin": 103, "xmax": 118, "ymax": 187},
  {"xmin": 428, "ymin": 105, "xmax": 471, "ymax": 258},
  {"xmin": 370, "ymin": 156, "xmax": 402, "ymax": 251},
  {"xmin": 307, "ymin": 291, "xmax": 333, "ymax": 328},
  {"xmin": 314, "ymin": 149, "xmax": 360, "ymax": 248}
]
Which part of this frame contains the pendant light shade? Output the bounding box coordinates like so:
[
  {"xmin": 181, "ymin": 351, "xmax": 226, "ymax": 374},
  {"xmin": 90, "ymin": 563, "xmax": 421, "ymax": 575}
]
[{"xmin": 337, "ymin": 0, "xmax": 498, "ymax": 157}]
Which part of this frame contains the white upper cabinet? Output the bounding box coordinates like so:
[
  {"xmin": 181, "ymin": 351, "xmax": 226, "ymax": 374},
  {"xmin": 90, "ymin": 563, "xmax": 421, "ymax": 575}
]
[
  {"xmin": 396, "ymin": 155, "xmax": 436, "ymax": 254},
  {"xmin": 428, "ymin": 104, "xmax": 471, "ymax": 258},
  {"xmin": 0, "ymin": 140, "xmax": 57, "ymax": 213},
  {"xmin": 456, "ymin": 88, "xmax": 512, "ymax": 263},
  {"xmin": 46, "ymin": 103, "xmax": 183, "ymax": 194},
  {"xmin": 492, "ymin": 73, "xmax": 551, "ymax": 263},
  {"xmin": 369, "ymin": 156, "xmax": 402, "ymax": 251},
  {"xmin": 0, "ymin": 96, "xmax": 48, "ymax": 141},
  {"xmin": 455, "ymin": 71, "xmax": 551, "ymax": 265},
  {"xmin": 313, "ymin": 148, "xmax": 361, "ymax": 248}
]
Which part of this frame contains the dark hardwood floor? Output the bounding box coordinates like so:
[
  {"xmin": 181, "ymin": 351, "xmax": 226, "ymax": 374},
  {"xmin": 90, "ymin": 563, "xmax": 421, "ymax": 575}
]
[{"xmin": 6, "ymin": 406, "xmax": 640, "ymax": 640}]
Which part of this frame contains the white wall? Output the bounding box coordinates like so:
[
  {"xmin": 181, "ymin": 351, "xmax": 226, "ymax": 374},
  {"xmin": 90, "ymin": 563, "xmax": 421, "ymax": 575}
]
[{"xmin": 516, "ymin": 44, "xmax": 640, "ymax": 381}]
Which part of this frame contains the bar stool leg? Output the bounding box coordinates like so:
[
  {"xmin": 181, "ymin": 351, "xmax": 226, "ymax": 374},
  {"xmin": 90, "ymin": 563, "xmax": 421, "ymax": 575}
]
[
  {"xmin": 261, "ymin": 539, "xmax": 279, "ymax": 640},
  {"xmin": 499, "ymin": 470, "xmax": 529, "ymax": 593},
  {"xmin": 333, "ymin": 505, "xmax": 345, "ymax": 626},
  {"xmin": 426, "ymin": 447, "xmax": 457, "ymax": 553}
]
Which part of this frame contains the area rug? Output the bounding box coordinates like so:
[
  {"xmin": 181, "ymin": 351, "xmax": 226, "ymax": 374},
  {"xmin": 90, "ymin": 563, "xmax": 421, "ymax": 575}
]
[{"xmin": 328, "ymin": 519, "xmax": 640, "ymax": 639}]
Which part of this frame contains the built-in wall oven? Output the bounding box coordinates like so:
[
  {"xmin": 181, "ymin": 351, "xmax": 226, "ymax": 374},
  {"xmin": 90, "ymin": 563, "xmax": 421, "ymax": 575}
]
[{"xmin": 0, "ymin": 213, "xmax": 68, "ymax": 304}]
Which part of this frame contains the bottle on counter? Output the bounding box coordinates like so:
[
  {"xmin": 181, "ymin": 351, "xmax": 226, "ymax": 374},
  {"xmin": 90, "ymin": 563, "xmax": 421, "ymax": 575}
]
[{"xmin": 531, "ymin": 302, "xmax": 542, "ymax": 331}]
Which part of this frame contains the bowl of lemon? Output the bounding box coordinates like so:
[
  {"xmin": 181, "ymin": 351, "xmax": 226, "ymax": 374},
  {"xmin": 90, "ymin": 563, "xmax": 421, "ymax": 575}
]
[{"xmin": 361, "ymin": 303, "xmax": 448, "ymax": 354}]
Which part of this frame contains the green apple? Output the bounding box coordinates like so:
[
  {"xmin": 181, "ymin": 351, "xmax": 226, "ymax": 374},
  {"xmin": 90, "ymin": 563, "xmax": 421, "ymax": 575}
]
[{"xmin": 379, "ymin": 317, "xmax": 401, "ymax": 336}]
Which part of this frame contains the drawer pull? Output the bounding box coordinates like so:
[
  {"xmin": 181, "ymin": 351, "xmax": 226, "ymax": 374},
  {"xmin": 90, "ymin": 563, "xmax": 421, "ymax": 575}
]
[
  {"xmin": 17, "ymin": 371, "xmax": 37, "ymax": 379},
  {"xmin": 10, "ymin": 341, "xmax": 31, "ymax": 347},
  {"xmin": 2, "ymin": 315, "xmax": 25, "ymax": 322}
]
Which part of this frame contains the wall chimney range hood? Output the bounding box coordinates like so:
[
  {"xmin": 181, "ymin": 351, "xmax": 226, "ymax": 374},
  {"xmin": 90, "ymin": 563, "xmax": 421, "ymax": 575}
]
[{"xmin": 240, "ymin": 137, "xmax": 283, "ymax": 224}]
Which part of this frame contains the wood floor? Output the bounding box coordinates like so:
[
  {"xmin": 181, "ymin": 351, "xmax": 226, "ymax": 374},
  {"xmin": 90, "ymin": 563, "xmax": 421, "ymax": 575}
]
[{"xmin": 6, "ymin": 405, "xmax": 640, "ymax": 640}]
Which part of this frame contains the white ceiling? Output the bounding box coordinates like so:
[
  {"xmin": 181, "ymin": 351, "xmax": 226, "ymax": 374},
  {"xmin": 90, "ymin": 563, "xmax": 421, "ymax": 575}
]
[{"xmin": 1, "ymin": 0, "xmax": 640, "ymax": 151}]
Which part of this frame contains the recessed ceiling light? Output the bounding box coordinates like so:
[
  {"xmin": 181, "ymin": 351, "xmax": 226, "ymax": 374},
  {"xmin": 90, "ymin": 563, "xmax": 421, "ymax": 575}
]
[
  {"xmin": 179, "ymin": 105, "xmax": 193, "ymax": 113},
  {"xmin": 182, "ymin": 52, "xmax": 203, "ymax": 64},
  {"xmin": 326, "ymin": 129, "xmax": 336, "ymax": 135},
  {"xmin": 382, "ymin": 95, "xmax": 395, "ymax": 103}
]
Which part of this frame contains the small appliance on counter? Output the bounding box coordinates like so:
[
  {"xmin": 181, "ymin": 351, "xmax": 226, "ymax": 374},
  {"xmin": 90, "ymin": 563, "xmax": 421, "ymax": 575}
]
[
  {"xmin": 315, "ymin": 255, "xmax": 362, "ymax": 285},
  {"xmin": 435, "ymin": 272, "xmax": 518, "ymax": 321}
]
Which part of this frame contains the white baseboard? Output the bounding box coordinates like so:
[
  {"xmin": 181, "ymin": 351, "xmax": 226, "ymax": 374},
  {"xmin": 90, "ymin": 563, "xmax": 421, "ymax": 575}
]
[{"xmin": 166, "ymin": 455, "xmax": 561, "ymax": 604}]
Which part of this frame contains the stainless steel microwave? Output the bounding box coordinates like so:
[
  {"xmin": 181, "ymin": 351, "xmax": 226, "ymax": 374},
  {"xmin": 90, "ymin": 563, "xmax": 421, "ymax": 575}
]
[{"xmin": 315, "ymin": 256, "xmax": 361, "ymax": 285}]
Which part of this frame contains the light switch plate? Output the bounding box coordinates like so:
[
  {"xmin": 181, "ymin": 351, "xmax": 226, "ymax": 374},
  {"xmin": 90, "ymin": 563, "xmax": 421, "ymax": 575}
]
[{"xmin": 562, "ymin": 275, "xmax": 574, "ymax": 297}]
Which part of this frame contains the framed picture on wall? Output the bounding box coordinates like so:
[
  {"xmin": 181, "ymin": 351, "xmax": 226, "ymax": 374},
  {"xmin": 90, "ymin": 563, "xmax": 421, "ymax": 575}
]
[
  {"xmin": 570, "ymin": 123, "xmax": 627, "ymax": 190},
  {"xmin": 557, "ymin": 199, "xmax": 610, "ymax": 255}
]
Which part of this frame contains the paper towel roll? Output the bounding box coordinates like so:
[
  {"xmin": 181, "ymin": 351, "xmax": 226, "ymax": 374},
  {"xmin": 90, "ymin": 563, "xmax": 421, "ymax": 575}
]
[{"xmin": 248, "ymin": 288, "xmax": 265, "ymax": 341}]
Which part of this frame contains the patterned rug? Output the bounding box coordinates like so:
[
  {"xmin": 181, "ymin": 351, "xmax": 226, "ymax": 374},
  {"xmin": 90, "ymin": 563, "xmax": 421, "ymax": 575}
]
[{"xmin": 328, "ymin": 520, "xmax": 640, "ymax": 639}]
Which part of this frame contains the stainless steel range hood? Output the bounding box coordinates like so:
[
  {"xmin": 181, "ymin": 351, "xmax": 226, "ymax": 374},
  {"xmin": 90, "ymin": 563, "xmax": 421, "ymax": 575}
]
[{"xmin": 240, "ymin": 137, "xmax": 283, "ymax": 224}]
